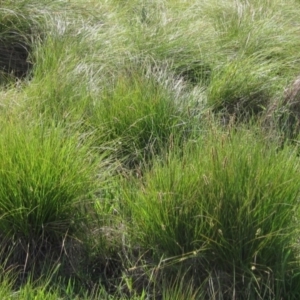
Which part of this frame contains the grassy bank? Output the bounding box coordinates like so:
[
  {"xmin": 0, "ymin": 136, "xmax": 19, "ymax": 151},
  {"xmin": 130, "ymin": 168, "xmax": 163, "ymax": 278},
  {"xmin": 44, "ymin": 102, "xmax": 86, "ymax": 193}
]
[{"xmin": 1, "ymin": 0, "xmax": 300, "ymax": 299}]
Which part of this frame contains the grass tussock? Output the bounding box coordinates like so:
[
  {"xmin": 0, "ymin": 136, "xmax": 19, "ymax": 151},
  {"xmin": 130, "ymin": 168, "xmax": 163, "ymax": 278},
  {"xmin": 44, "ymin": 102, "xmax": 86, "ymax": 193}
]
[
  {"xmin": 85, "ymin": 68, "xmax": 191, "ymax": 168},
  {"xmin": 0, "ymin": 120, "xmax": 114, "ymax": 286},
  {"xmin": 1, "ymin": 0, "xmax": 300, "ymax": 299},
  {"xmin": 0, "ymin": 122, "xmax": 98, "ymax": 238},
  {"xmin": 126, "ymin": 128, "xmax": 300, "ymax": 298}
]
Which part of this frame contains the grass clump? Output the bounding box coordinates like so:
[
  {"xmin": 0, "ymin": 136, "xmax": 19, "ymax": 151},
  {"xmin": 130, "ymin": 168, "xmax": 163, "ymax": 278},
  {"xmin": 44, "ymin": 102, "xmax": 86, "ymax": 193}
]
[
  {"xmin": 207, "ymin": 58, "xmax": 274, "ymax": 118},
  {"xmin": 86, "ymin": 69, "xmax": 190, "ymax": 168},
  {"xmin": 0, "ymin": 11, "xmax": 33, "ymax": 82},
  {"xmin": 3, "ymin": 0, "xmax": 300, "ymax": 298},
  {"xmin": 0, "ymin": 121, "xmax": 106, "ymax": 275},
  {"xmin": 0, "ymin": 0, "xmax": 52, "ymax": 83},
  {"xmin": 126, "ymin": 128, "xmax": 300, "ymax": 298}
]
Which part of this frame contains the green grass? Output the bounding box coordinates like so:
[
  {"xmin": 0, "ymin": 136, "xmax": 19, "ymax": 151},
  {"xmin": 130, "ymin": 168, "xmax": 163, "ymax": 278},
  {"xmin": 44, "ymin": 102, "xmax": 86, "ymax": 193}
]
[
  {"xmin": 84, "ymin": 68, "xmax": 191, "ymax": 167},
  {"xmin": 1, "ymin": 0, "xmax": 300, "ymax": 299},
  {"xmin": 207, "ymin": 57, "xmax": 275, "ymax": 117},
  {"xmin": 125, "ymin": 128, "xmax": 300, "ymax": 298},
  {"xmin": 0, "ymin": 120, "xmax": 112, "ymax": 281}
]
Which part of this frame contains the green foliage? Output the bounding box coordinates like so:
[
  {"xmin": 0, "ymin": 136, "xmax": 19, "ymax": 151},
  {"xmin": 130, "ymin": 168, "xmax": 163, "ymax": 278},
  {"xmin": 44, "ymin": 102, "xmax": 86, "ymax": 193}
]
[
  {"xmin": 86, "ymin": 70, "xmax": 189, "ymax": 167},
  {"xmin": 0, "ymin": 0, "xmax": 62, "ymax": 83},
  {"xmin": 126, "ymin": 128, "xmax": 300, "ymax": 298},
  {"xmin": 2, "ymin": 0, "xmax": 300, "ymax": 298},
  {"xmin": 207, "ymin": 58, "xmax": 273, "ymax": 116},
  {"xmin": 0, "ymin": 121, "xmax": 101, "ymax": 244}
]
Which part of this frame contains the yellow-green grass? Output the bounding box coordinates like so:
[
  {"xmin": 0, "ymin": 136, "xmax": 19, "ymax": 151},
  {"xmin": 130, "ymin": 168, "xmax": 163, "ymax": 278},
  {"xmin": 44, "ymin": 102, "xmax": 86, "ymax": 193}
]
[{"xmin": 1, "ymin": 0, "xmax": 300, "ymax": 298}]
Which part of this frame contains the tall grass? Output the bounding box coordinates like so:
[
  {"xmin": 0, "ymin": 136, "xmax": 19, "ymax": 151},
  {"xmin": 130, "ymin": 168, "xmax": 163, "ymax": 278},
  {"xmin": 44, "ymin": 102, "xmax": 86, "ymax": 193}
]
[
  {"xmin": 0, "ymin": 120, "xmax": 110, "ymax": 277},
  {"xmin": 207, "ymin": 57, "xmax": 274, "ymax": 117},
  {"xmin": 126, "ymin": 128, "xmax": 300, "ymax": 298},
  {"xmin": 85, "ymin": 68, "xmax": 191, "ymax": 167},
  {"xmin": 1, "ymin": 0, "xmax": 300, "ymax": 298}
]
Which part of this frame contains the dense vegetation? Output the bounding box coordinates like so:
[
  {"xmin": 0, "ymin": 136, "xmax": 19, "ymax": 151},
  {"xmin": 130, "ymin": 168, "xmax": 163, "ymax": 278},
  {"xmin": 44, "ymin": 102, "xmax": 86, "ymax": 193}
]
[{"xmin": 1, "ymin": 0, "xmax": 300, "ymax": 298}]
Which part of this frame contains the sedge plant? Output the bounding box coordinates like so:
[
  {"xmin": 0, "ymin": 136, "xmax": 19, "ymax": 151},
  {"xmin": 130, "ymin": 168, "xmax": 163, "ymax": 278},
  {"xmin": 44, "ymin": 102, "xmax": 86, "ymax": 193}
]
[
  {"xmin": 0, "ymin": 120, "xmax": 109, "ymax": 274},
  {"xmin": 86, "ymin": 68, "xmax": 191, "ymax": 168},
  {"xmin": 125, "ymin": 127, "xmax": 300, "ymax": 298}
]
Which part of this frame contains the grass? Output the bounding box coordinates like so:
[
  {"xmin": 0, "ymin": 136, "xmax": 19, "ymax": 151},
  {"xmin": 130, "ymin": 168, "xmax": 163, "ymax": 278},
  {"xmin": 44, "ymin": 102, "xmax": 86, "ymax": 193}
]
[
  {"xmin": 125, "ymin": 128, "xmax": 300, "ymax": 298},
  {"xmin": 207, "ymin": 57, "xmax": 274, "ymax": 117},
  {"xmin": 1, "ymin": 0, "xmax": 300, "ymax": 299},
  {"xmin": 0, "ymin": 120, "xmax": 112, "ymax": 283},
  {"xmin": 84, "ymin": 67, "xmax": 191, "ymax": 167}
]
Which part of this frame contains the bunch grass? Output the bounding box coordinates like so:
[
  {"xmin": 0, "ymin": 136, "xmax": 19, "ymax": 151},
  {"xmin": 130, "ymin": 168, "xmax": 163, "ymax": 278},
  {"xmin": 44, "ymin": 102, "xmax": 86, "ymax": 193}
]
[
  {"xmin": 2, "ymin": 0, "xmax": 300, "ymax": 298},
  {"xmin": 126, "ymin": 127, "xmax": 300, "ymax": 298}
]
